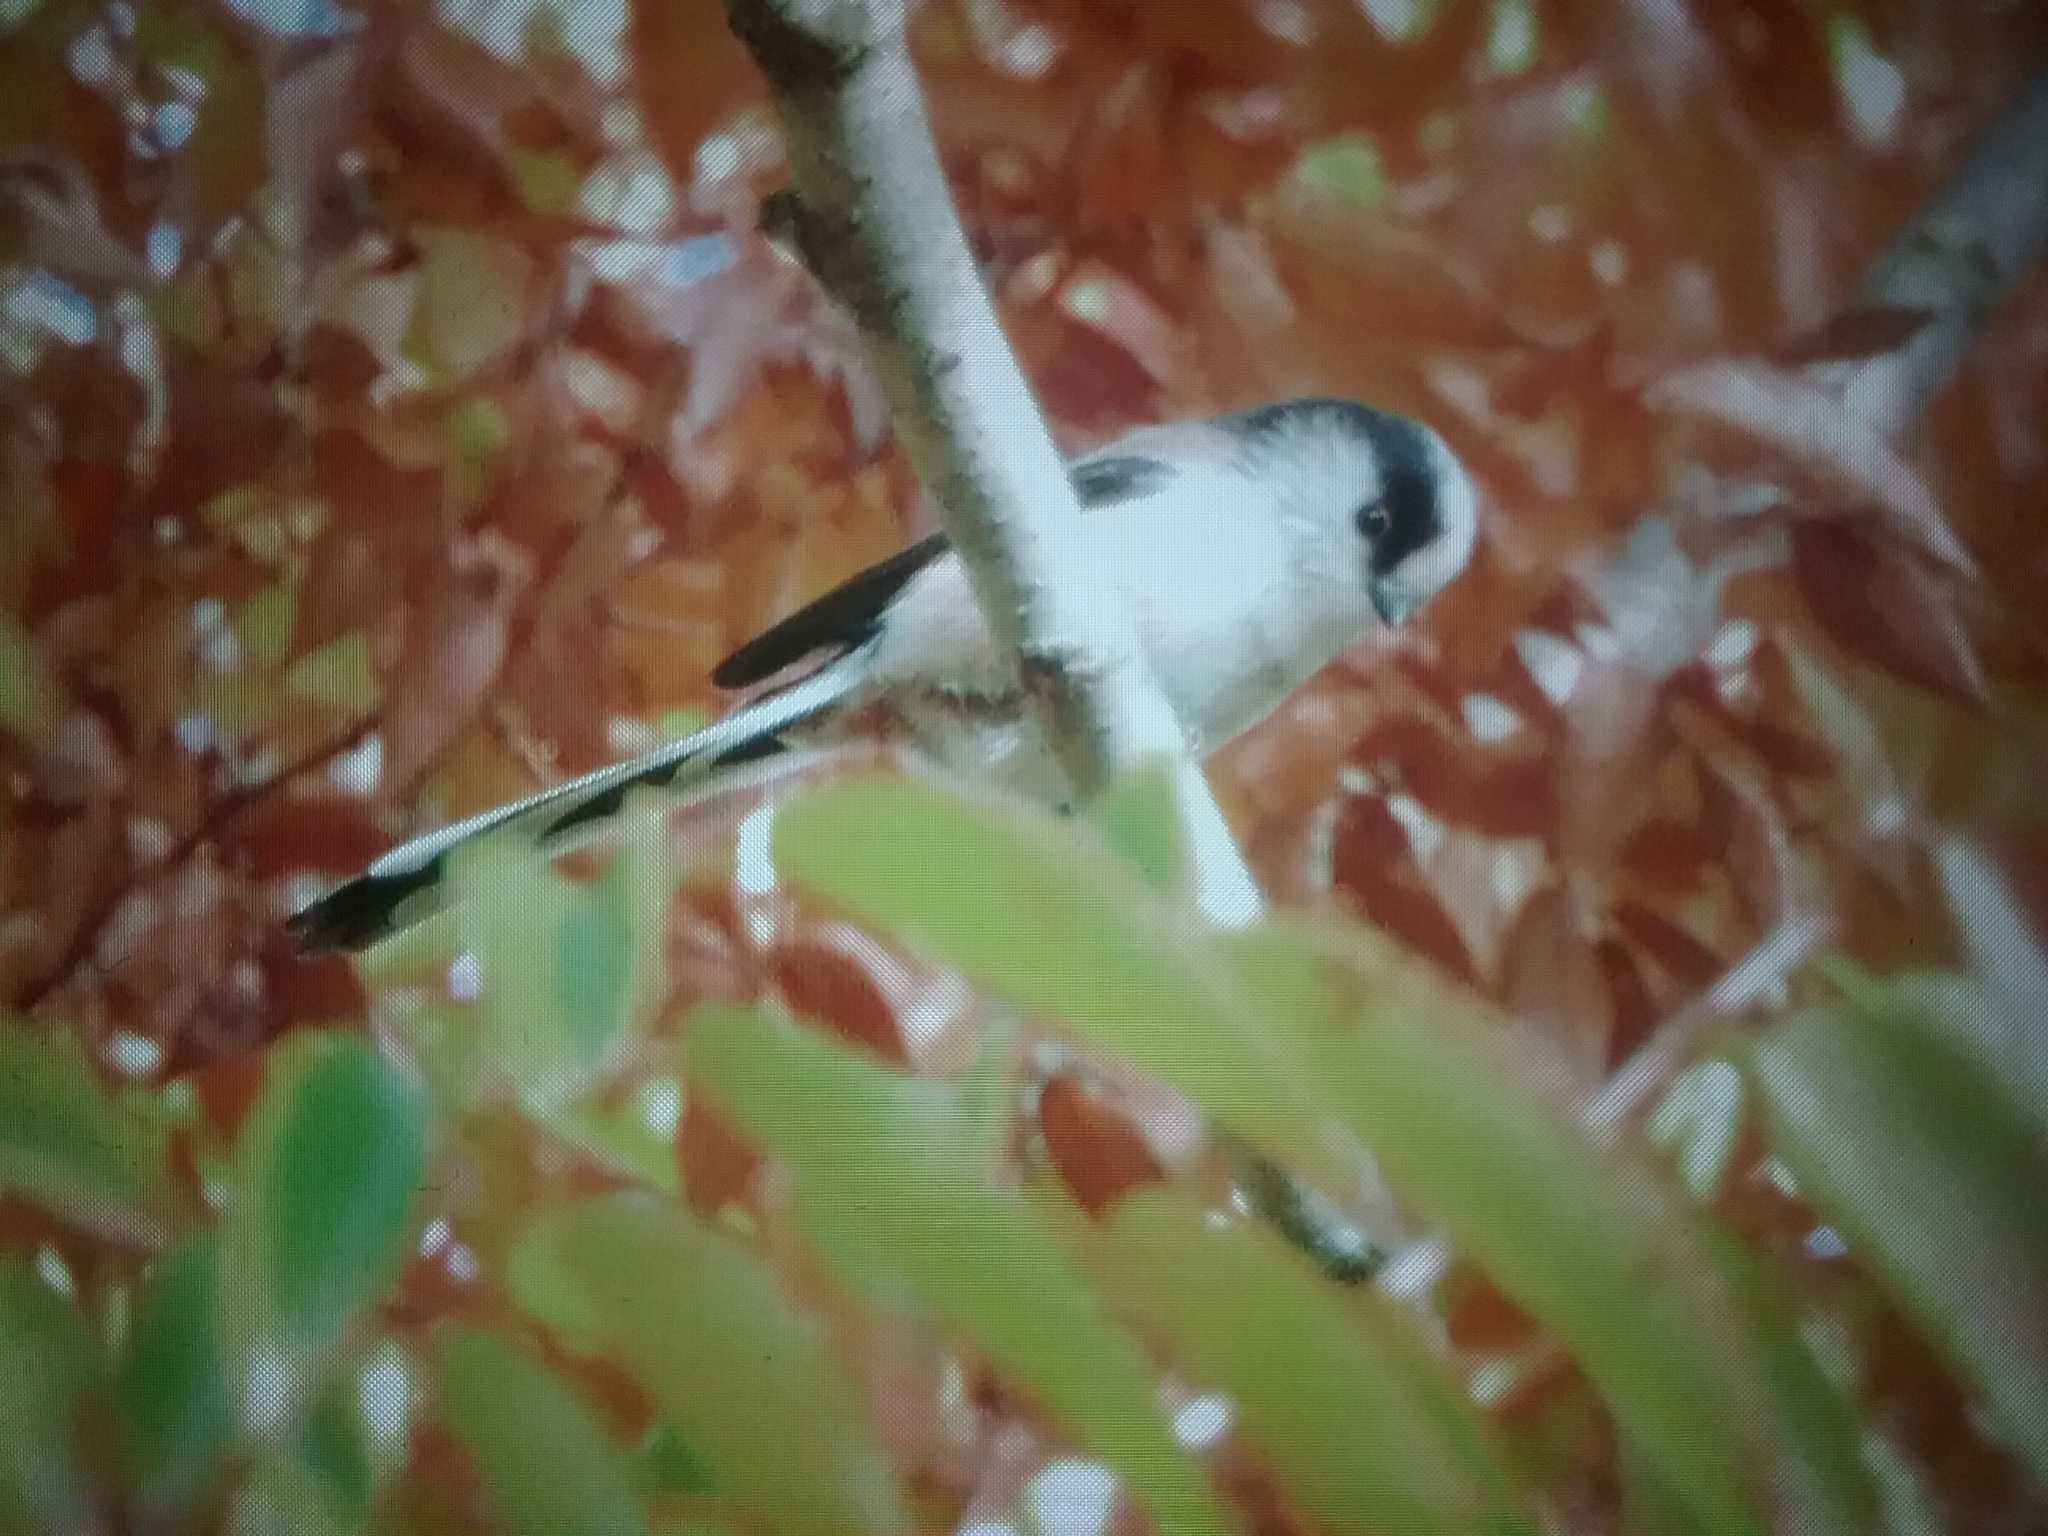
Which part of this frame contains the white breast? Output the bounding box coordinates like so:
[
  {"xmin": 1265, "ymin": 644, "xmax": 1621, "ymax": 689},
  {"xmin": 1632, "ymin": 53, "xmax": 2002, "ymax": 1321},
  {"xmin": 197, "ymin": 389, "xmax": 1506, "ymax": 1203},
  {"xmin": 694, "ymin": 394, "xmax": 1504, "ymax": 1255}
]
[{"xmin": 855, "ymin": 462, "xmax": 1350, "ymax": 784}]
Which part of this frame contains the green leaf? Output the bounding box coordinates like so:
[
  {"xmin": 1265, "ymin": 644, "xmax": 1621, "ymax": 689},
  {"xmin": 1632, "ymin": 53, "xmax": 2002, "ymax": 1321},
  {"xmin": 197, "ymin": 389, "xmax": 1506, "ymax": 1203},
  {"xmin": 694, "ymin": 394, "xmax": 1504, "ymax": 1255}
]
[
  {"xmin": 655, "ymin": 707, "xmax": 710, "ymax": 741},
  {"xmin": 1097, "ymin": 1190, "xmax": 1535, "ymax": 1536},
  {"xmin": 118, "ymin": 1236, "xmax": 234, "ymax": 1521},
  {"xmin": 1228, "ymin": 918, "xmax": 1876, "ymax": 1536},
  {"xmin": 298, "ymin": 1377, "xmax": 374, "ymax": 1522},
  {"xmin": 509, "ymin": 147, "xmax": 584, "ymax": 216},
  {"xmin": 1086, "ymin": 757, "xmax": 1187, "ymax": 896},
  {"xmin": 452, "ymin": 832, "xmax": 668, "ymax": 1111},
  {"xmin": 768, "ymin": 780, "xmax": 1872, "ymax": 1536},
  {"xmin": 411, "ymin": 229, "xmax": 533, "ymax": 380},
  {"xmin": 437, "ymin": 1327, "xmax": 650, "ymax": 1536},
  {"xmin": 0, "ymin": 1018, "xmax": 177, "ymax": 1244},
  {"xmin": 1288, "ymin": 132, "xmax": 1389, "ymax": 211},
  {"xmin": 632, "ymin": 1421, "xmax": 718, "ymax": 1498},
  {"xmin": 542, "ymin": 1076, "xmax": 684, "ymax": 1196},
  {"xmin": 1750, "ymin": 1000, "xmax": 2048, "ymax": 1486},
  {"xmin": 286, "ymin": 631, "xmax": 380, "ymax": 711},
  {"xmin": 446, "ymin": 396, "xmax": 514, "ymax": 497},
  {"xmin": 1618, "ymin": 1426, "xmax": 1700, "ymax": 1536},
  {"xmin": 687, "ymin": 1005, "xmax": 1234, "ymax": 1536},
  {"xmin": 0, "ymin": 1256, "xmax": 102, "ymax": 1534},
  {"xmin": 234, "ymin": 581, "xmax": 299, "ymax": 668},
  {"xmin": 769, "ymin": 779, "xmax": 1359, "ymax": 1199},
  {"xmin": 218, "ymin": 1034, "xmax": 426, "ymax": 1432},
  {"xmin": 508, "ymin": 1193, "xmax": 908, "ymax": 1536},
  {"xmin": 230, "ymin": 1437, "xmax": 369, "ymax": 1536},
  {"xmin": 0, "ymin": 610, "xmax": 63, "ymax": 743}
]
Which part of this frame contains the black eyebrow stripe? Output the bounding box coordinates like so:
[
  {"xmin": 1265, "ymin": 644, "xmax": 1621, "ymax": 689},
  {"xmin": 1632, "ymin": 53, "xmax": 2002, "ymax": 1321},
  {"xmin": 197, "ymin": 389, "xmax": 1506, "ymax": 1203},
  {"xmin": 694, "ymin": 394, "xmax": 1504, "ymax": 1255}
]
[{"xmin": 1361, "ymin": 418, "xmax": 1441, "ymax": 577}]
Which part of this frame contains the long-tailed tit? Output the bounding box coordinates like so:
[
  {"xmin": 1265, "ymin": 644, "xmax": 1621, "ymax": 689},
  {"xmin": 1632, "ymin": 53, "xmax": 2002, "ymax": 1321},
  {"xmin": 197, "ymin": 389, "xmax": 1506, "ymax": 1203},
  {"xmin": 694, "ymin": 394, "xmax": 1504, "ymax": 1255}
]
[{"xmin": 290, "ymin": 396, "xmax": 1479, "ymax": 952}]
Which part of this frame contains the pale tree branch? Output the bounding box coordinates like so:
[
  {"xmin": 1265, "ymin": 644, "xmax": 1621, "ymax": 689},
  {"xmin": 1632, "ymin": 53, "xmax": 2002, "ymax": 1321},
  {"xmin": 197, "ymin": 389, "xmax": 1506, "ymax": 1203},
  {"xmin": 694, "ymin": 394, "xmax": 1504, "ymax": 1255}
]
[
  {"xmin": 721, "ymin": 0, "xmax": 1264, "ymax": 927},
  {"xmin": 1835, "ymin": 65, "xmax": 2048, "ymax": 438}
]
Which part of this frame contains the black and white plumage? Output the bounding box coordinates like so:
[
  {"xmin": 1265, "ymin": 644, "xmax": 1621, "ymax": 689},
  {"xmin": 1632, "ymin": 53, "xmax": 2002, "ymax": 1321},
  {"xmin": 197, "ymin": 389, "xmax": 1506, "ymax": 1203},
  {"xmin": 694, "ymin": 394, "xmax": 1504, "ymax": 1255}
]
[{"xmin": 288, "ymin": 397, "xmax": 1479, "ymax": 952}]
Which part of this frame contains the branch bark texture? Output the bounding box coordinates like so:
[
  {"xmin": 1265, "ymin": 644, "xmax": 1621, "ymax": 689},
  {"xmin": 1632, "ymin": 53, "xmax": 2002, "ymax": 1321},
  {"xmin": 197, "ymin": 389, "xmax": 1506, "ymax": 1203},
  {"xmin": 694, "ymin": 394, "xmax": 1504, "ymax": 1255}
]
[
  {"xmin": 1837, "ymin": 65, "xmax": 2048, "ymax": 437},
  {"xmin": 723, "ymin": 0, "xmax": 1263, "ymax": 925}
]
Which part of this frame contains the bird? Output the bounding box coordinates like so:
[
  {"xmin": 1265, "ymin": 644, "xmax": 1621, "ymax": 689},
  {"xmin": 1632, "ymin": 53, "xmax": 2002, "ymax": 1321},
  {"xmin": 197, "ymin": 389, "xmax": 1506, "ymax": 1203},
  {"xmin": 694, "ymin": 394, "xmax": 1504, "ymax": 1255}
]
[{"xmin": 288, "ymin": 396, "xmax": 1480, "ymax": 953}]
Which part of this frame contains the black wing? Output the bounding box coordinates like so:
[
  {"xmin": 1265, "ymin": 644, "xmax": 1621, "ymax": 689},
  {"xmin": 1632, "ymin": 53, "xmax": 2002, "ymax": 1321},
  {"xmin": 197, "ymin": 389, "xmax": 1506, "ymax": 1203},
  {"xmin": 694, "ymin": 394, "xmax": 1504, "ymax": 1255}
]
[
  {"xmin": 708, "ymin": 453, "xmax": 1173, "ymax": 691},
  {"xmin": 710, "ymin": 531, "xmax": 951, "ymax": 689}
]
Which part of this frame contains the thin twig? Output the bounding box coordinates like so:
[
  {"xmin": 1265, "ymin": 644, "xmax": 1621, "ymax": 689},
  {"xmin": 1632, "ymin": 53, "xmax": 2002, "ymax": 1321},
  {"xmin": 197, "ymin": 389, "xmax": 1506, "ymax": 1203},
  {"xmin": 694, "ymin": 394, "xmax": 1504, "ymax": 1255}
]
[
  {"xmin": 13, "ymin": 715, "xmax": 379, "ymax": 1014},
  {"xmin": 1588, "ymin": 909, "xmax": 1835, "ymax": 1136}
]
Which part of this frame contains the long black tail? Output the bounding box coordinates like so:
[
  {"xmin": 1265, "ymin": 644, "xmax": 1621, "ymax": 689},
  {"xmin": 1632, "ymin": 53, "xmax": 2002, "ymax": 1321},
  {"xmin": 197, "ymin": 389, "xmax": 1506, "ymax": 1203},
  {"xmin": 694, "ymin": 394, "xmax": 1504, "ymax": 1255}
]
[{"xmin": 287, "ymin": 667, "xmax": 857, "ymax": 953}]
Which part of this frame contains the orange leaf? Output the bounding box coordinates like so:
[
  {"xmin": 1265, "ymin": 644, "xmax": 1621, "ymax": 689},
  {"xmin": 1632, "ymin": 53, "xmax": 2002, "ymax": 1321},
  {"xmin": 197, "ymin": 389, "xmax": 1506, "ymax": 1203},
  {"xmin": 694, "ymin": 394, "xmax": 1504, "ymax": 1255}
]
[
  {"xmin": 1611, "ymin": 901, "xmax": 1722, "ymax": 990},
  {"xmin": 1352, "ymin": 714, "xmax": 1556, "ymax": 841},
  {"xmin": 677, "ymin": 1092, "xmax": 757, "ymax": 1219},
  {"xmin": 631, "ymin": 0, "xmax": 760, "ymax": 183},
  {"xmin": 1337, "ymin": 868, "xmax": 1477, "ymax": 985},
  {"xmin": 1791, "ymin": 519, "xmax": 1989, "ymax": 703},
  {"xmin": 771, "ymin": 939, "xmax": 907, "ymax": 1065},
  {"xmin": 1038, "ymin": 1073, "xmax": 1164, "ymax": 1217}
]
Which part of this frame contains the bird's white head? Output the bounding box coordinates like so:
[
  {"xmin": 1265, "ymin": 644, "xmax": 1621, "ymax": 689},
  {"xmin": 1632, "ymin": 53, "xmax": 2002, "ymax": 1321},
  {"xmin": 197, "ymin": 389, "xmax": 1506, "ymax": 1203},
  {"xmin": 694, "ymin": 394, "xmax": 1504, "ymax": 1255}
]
[{"xmin": 1227, "ymin": 396, "xmax": 1480, "ymax": 632}]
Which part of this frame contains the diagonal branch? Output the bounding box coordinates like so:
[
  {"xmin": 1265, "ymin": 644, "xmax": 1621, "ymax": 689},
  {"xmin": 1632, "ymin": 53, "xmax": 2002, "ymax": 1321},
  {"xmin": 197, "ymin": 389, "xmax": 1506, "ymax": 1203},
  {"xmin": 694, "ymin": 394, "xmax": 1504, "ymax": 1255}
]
[
  {"xmin": 1596, "ymin": 64, "xmax": 2048, "ymax": 1154},
  {"xmin": 1834, "ymin": 65, "xmax": 2048, "ymax": 438},
  {"xmin": 721, "ymin": 0, "xmax": 1263, "ymax": 926}
]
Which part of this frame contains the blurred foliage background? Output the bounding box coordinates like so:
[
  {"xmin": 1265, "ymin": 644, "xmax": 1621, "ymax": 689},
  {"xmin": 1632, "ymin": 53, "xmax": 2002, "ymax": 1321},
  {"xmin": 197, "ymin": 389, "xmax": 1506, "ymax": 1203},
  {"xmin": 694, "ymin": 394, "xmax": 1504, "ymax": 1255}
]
[{"xmin": 1, "ymin": 0, "xmax": 2046, "ymax": 1532}]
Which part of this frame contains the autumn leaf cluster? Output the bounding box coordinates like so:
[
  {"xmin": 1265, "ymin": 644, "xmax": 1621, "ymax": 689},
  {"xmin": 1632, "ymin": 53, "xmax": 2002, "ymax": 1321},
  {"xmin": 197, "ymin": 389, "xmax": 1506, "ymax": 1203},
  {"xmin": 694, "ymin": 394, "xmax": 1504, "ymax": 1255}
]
[{"xmin": 2, "ymin": 1, "xmax": 2045, "ymax": 1534}]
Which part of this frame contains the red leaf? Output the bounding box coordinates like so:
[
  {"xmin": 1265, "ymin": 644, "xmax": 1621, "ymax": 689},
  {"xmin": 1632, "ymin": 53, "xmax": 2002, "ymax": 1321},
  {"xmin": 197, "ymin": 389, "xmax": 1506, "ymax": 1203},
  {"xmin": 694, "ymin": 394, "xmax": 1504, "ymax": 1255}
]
[
  {"xmin": 770, "ymin": 939, "xmax": 907, "ymax": 1065},
  {"xmin": 1495, "ymin": 886, "xmax": 1610, "ymax": 1074},
  {"xmin": 1029, "ymin": 312, "xmax": 1163, "ymax": 432},
  {"xmin": 1649, "ymin": 362, "xmax": 1972, "ymax": 573},
  {"xmin": 1352, "ymin": 715, "xmax": 1555, "ymax": 841},
  {"xmin": 375, "ymin": 546, "xmax": 523, "ymax": 792},
  {"xmin": 1697, "ymin": 760, "xmax": 1789, "ymax": 931},
  {"xmin": 1611, "ymin": 901, "xmax": 1722, "ymax": 990},
  {"xmin": 677, "ymin": 1093, "xmax": 757, "ymax": 1218},
  {"xmin": 144, "ymin": 348, "xmax": 293, "ymax": 527},
  {"xmin": 1037, "ymin": 1073, "xmax": 1164, "ymax": 1217},
  {"xmin": 262, "ymin": 945, "xmax": 367, "ymax": 1032},
  {"xmin": 1663, "ymin": 664, "xmax": 1836, "ymax": 782},
  {"xmin": 265, "ymin": 36, "xmax": 372, "ymax": 244},
  {"xmin": 1617, "ymin": 818, "xmax": 1713, "ymax": 893},
  {"xmin": 47, "ymin": 457, "xmax": 124, "ymax": 551},
  {"xmin": 301, "ymin": 323, "xmax": 384, "ymax": 408},
  {"xmin": 1328, "ymin": 794, "xmax": 1410, "ymax": 884},
  {"xmin": 297, "ymin": 430, "xmax": 442, "ymax": 648},
  {"xmin": 1792, "ymin": 518, "xmax": 1988, "ymax": 703},
  {"xmin": 1338, "ymin": 869, "xmax": 1477, "ymax": 984},
  {"xmin": 1594, "ymin": 939, "xmax": 1657, "ymax": 1069},
  {"xmin": 186, "ymin": 1050, "xmax": 269, "ymax": 1138},
  {"xmin": 229, "ymin": 798, "xmax": 391, "ymax": 879},
  {"xmin": 1443, "ymin": 1266, "xmax": 1538, "ymax": 1353},
  {"xmin": 1685, "ymin": 0, "xmax": 1836, "ymax": 126},
  {"xmin": 631, "ymin": 0, "xmax": 759, "ymax": 182}
]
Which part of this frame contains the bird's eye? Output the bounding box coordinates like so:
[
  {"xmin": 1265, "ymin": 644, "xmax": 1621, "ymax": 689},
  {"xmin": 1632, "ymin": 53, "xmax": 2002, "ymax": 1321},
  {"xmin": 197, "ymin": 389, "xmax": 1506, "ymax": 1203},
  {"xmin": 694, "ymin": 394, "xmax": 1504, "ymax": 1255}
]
[{"xmin": 1357, "ymin": 501, "xmax": 1391, "ymax": 540}]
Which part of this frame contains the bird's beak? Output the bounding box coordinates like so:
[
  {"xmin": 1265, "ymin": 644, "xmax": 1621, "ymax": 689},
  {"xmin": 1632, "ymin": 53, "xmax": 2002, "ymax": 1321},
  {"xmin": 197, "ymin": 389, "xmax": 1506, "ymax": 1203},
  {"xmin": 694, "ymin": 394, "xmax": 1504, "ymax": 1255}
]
[{"xmin": 1371, "ymin": 582, "xmax": 1414, "ymax": 627}]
